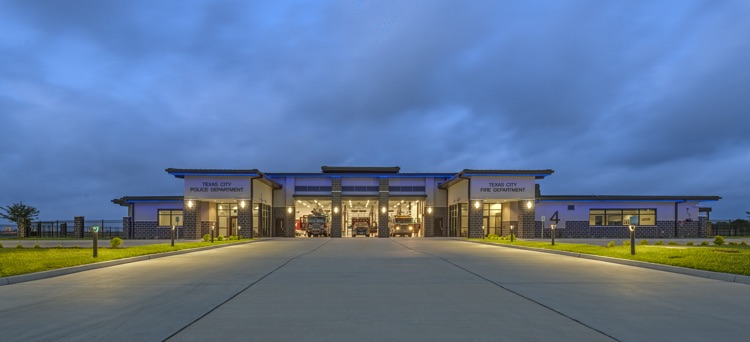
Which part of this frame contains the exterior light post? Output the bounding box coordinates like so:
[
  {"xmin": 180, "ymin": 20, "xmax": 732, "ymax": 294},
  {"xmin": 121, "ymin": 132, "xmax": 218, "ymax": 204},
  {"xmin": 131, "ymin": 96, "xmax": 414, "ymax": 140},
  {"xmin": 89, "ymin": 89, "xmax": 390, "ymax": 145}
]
[
  {"xmin": 551, "ymin": 224, "xmax": 556, "ymax": 246},
  {"xmin": 92, "ymin": 225, "xmax": 100, "ymax": 258},
  {"xmin": 238, "ymin": 225, "xmax": 241, "ymax": 240},
  {"xmin": 510, "ymin": 225, "xmax": 514, "ymax": 242},
  {"xmin": 629, "ymin": 224, "xmax": 636, "ymax": 255},
  {"xmin": 172, "ymin": 216, "xmax": 179, "ymax": 247},
  {"xmin": 211, "ymin": 223, "xmax": 215, "ymax": 243}
]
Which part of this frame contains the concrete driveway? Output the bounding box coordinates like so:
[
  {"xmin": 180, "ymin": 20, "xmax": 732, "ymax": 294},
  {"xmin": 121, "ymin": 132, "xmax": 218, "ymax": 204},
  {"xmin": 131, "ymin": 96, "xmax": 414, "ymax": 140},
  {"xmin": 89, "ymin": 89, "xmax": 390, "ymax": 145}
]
[{"xmin": 0, "ymin": 238, "xmax": 747, "ymax": 341}]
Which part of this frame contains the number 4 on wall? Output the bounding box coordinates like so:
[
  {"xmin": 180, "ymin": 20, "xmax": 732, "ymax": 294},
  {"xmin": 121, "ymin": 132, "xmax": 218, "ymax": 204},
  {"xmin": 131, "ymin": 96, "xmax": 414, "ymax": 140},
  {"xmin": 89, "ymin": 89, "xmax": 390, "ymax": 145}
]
[{"xmin": 550, "ymin": 211, "xmax": 560, "ymax": 224}]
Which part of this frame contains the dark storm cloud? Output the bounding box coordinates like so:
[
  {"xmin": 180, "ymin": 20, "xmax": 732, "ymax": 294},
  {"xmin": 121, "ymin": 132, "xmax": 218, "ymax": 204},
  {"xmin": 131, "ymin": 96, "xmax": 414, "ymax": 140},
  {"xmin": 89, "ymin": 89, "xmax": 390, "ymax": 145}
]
[{"xmin": 0, "ymin": 0, "xmax": 748, "ymax": 220}]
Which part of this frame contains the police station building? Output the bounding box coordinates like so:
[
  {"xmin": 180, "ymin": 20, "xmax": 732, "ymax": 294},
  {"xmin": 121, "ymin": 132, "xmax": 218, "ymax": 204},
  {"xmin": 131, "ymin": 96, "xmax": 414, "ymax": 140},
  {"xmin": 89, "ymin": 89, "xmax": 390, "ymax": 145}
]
[{"xmin": 112, "ymin": 166, "xmax": 720, "ymax": 240}]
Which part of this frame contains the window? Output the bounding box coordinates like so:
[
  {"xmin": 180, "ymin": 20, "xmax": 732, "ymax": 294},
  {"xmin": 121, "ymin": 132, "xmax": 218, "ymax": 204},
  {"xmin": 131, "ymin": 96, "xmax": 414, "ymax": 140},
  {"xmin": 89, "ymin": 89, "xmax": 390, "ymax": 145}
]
[
  {"xmin": 567, "ymin": 205, "xmax": 575, "ymax": 211},
  {"xmin": 158, "ymin": 210, "xmax": 183, "ymax": 226},
  {"xmin": 589, "ymin": 209, "xmax": 656, "ymax": 226}
]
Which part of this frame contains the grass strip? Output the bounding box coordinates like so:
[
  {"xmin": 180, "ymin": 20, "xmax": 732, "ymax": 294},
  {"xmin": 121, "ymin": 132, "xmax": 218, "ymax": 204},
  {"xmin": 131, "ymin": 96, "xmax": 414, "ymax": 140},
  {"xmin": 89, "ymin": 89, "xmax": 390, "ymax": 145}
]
[
  {"xmin": 472, "ymin": 238, "xmax": 750, "ymax": 276},
  {"xmin": 0, "ymin": 240, "xmax": 249, "ymax": 277}
]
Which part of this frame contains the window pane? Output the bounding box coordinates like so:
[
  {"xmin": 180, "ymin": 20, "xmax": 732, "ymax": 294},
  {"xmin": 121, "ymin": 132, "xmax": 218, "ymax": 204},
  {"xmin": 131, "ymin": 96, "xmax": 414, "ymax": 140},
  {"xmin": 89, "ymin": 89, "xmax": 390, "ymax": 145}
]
[
  {"xmin": 640, "ymin": 209, "xmax": 656, "ymax": 226},
  {"xmin": 158, "ymin": 210, "xmax": 171, "ymax": 226},
  {"xmin": 606, "ymin": 210, "xmax": 622, "ymax": 225}
]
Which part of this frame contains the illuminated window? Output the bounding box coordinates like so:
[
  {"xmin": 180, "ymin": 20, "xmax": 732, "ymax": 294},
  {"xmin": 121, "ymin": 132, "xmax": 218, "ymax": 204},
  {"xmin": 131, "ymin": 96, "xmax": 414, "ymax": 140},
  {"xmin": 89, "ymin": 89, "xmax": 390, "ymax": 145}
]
[
  {"xmin": 589, "ymin": 209, "xmax": 656, "ymax": 226},
  {"xmin": 158, "ymin": 210, "xmax": 183, "ymax": 226}
]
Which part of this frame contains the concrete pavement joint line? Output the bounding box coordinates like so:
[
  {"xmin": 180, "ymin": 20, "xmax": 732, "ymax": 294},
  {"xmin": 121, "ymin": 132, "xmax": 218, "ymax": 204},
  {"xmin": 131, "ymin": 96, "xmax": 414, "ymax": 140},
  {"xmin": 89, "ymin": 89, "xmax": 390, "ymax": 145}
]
[
  {"xmin": 390, "ymin": 239, "xmax": 621, "ymax": 342},
  {"xmin": 0, "ymin": 239, "xmax": 266, "ymax": 287},
  {"xmin": 161, "ymin": 239, "xmax": 334, "ymax": 342},
  {"xmin": 467, "ymin": 240, "xmax": 750, "ymax": 285}
]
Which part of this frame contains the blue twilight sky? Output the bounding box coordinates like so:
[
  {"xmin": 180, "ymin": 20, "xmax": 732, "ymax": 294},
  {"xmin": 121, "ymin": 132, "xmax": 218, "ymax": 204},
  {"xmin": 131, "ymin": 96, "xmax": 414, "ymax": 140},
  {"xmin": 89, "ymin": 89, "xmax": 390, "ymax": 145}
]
[{"xmin": 1, "ymin": 0, "xmax": 748, "ymax": 221}]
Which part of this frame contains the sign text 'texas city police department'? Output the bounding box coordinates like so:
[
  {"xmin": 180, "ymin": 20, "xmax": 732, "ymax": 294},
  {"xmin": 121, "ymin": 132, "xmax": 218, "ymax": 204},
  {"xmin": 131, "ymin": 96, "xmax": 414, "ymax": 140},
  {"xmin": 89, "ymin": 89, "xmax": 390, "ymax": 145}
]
[{"xmin": 184, "ymin": 177, "xmax": 250, "ymax": 199}]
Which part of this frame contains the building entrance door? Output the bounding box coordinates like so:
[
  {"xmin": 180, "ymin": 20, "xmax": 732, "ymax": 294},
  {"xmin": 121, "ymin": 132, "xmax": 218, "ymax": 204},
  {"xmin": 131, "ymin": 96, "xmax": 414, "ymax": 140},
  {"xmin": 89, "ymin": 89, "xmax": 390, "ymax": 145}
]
[
  {"xmin": 434, "ymin": 218, "xmax": 443, "ymax": 237},
  {"xmin": 231, "ymin": 217, "xmax": 238, "ymax": 236},
  {"xmin": 275, "ymin": 218, "xmax": 284, "ymax": 237}
]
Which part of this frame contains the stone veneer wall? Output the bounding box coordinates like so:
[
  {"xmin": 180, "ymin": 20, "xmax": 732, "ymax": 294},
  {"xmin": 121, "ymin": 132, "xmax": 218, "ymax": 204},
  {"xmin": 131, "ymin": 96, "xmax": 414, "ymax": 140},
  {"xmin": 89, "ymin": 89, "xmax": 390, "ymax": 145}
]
[
  {"xmin": 272, "ymin": 207, "xmax": 293, "ymax": 237},
  {"xmin": 132, "ymin": 221, "xmax": 169, "ymax": 239},
  {"xmin": 238, "ymin": 201, "xmax": 252, "ymax": 238},
  {"xmin": 546, "ymin": 220, "xmax": 704, "ymax": 238},
  {"xmin": 284, "ymin": 207, "xmax": 296, "ymax": 237},
  {"xmin": 700, "ymin": 217, "xmax": 709, "ymax": 237},
  {"xmin": 183, "ymin": 200, "xmax": 201, "ymax": 239},
  {"xmin": 517, "ymin": 201, "xmax": 536, "ymax": 238},
  {"xmin": 378, "ymin": 178, "xmax": 389, "ymax": 238},
  {"xmin": 74, "ymin": 216, "xmax": 84, "ymax": 238},
  {"xmin": 123, "ymin": 217, "xmax": 131, "ymax": 239},
  {"xmin": 433, "ymin": 207, "xmax": 448, "ymax": 237},
  {"xmin": 331, "ymin": 178, "xmax": 342, "ymax": 238},
  {"xmin": 468, "ymin": 200, "xmax": 484, "ymax": 238}
]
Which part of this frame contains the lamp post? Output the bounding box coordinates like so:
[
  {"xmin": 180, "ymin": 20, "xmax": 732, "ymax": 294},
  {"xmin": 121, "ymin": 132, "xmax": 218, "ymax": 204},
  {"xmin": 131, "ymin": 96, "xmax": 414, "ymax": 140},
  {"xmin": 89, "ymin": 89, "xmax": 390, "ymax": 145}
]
[
  {"xmin": 551, "ymin": 224, "xmax": 556, "ymax": 246},
  {"xmin": 510, "ymin": 225, "xmax": 514, "ymax": 242},
  {"xmin": 211, "ymin": 223, "xmax": 215, "ymax": 243},
  {"xmin": 629, "ymin": 224, "xmax": 636, "ymax": 255},
  {"xmin": 238, "ymin": 225, "xmax": 241, "ymax": 240},
  {"xmin": 92, "ymin": 225, "xmax": 99, "ymax": 258},
  {"xmin": 172, "ymin": 216, "xmax": 179, "ymax": 247}
]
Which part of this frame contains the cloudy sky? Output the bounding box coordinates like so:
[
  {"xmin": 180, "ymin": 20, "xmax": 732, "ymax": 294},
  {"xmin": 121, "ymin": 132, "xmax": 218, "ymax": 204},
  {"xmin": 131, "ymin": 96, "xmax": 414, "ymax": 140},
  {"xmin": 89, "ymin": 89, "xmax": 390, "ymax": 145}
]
[{"xmin": 1, "ymin": 0, "xmax": 748, "ymax": 221}]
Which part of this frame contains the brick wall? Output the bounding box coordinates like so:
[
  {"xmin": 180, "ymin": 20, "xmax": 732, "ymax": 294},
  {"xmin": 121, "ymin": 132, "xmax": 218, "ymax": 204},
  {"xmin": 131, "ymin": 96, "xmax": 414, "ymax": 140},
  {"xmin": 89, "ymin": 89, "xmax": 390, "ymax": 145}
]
[
  {"xmin": 122, "ymin": 216, "xmax": 131, "ymax": 239},
  {"xmin": 238, "ymin": 202, "xmax": 252, "ymax": 238}
]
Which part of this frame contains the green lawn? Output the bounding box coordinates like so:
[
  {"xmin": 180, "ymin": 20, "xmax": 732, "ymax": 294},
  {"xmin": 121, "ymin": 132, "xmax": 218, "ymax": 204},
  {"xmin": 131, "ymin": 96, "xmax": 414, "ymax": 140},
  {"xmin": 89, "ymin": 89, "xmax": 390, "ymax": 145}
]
[
  {"xmin": 0, "ymin": 240, "xmax": 249, "ymax": 278},
  {"xmin": 472, "ymin": 238, "xmax": 750, "ymax": 276}
]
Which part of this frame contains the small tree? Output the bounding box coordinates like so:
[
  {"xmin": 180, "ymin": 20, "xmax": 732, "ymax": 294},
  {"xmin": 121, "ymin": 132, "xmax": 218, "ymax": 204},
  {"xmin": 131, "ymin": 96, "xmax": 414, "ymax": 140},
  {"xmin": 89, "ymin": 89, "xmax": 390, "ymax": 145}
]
[{"xmin": 0, "ymin": 202, "xmax": 40, "ymax": 238}]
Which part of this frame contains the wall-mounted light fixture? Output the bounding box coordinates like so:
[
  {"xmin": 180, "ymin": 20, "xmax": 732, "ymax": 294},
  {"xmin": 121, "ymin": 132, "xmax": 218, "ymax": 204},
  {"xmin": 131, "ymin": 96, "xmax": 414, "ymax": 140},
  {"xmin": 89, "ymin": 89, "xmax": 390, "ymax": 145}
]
[
  {"xmin": 287, "ymin": 207, "xmax": 293, "ymax": 214},
  {"xmin": 427, "ymin": 207, "xmax": 433, "ymax": 214},
  {"xmin": 526, "ymin": 201, "xmax": 533, "ymax": 209},
  {"xmin": 187, "ymin": 200, "xmax": 194, "ymax": 209},
  {"xmin": 381, "ymin": 206, "xmax": 386, "ymax": 214},
  {"xmin": 240, "ymin": 200, "xmax": 246, "ymax": 209},
  {"xmin": 474, "ymin": 201, "xmax": 481, "ymax": 209},
  {"xmin": 334, "ymin": 206, "xmax": 339, "ymax": 214}
]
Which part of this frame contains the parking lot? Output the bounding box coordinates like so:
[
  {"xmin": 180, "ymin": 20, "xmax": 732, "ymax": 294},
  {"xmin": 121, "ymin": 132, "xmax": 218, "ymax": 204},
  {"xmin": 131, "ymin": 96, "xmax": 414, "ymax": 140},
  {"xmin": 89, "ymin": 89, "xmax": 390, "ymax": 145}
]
[{"xmin": 1, "ymin": 238, "xmax": 748, "ymax": 341}]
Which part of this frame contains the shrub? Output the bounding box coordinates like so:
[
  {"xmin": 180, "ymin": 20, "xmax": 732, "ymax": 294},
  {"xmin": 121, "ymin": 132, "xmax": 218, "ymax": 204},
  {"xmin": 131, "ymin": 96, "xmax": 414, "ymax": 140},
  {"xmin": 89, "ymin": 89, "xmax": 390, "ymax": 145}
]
[
  {"xmin": 0, "ymin": 243, "xmax": 3, "ymax": 248},
  {"xmin": 639, "ymin": 240, "xmax": 648, "ymax": 245},
  {"xmin": 714, "ymin": 236, "xmax": 725, "ymax": 246},
  {"xmin": 488, "ymin": 234, "xmax": 499, "ymax": 239},
  {"xmin": 56, "ymin": 245, "xmax": 63, "ymax": 248},
  {"xmin": 16, "ymin": 244, "xmax": 23, "ymax": 249},
  {"xmin": 655, "ymin": 240, "xmax": 664, "ymax": 246},
  {"xmin": 203, "ymin": 234, "xmax": 210, "ymax": 242},
  {"xmin": 110, "ymin": 237, "xmax": 123, "ymax": 248},
  {"xmin": 217, "ymin": 235, "xmax": 225, "ymax": 241},
  {"xmin": 228, "ymin": 235, "xmax": 237, "ymax": 240},
  {"xmin": 741, "ymin": 241, "xmax": 747, "ymax": 246},
  {"xmin": 607, "ymin": 241, "xmax": 615, "ymax": 248},
  {"xmin": 668, "ymin": 242, "xmax": 678, "ymax": 246},
  {"xmin": 623, "ymin": 240, "xmax": 630, "ymax": 246},
  {"xmin": 33, "ymin": 243, "xmax": 41, "ymax": 249},
  {"xmin": 686, "ymin": 242, "xmax": 694, "ymax": 246},
  {"xmin": 73, "ymin": 245, "xmax": 81, "ymax": 249},
  {"xmin": 700, "ymin": 241, "xmax": 709, "ymax": 246},
  {"xmin": 729, "ymin": 242, "xmax": 738, "ymax": 246}
]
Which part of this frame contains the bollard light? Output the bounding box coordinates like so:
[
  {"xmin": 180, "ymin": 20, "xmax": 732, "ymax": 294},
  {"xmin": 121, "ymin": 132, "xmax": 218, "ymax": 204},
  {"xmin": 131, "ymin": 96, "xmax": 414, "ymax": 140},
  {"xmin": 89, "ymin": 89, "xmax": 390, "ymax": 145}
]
[
  {"xmin": 629, "ymin": 225, "xmax": 636, "ymax": 255},
  {"xmin": 238, "ymin": 225, "xmax": 241, "ymax": 240},
  {"xmin": 211, "ymin": 223, "xmax": 215, "ymax": 243},
  {"xmin": 171, "ymin": 225, "xmax": 175, "ymax": 246},
  {"xmin": 510, "ymin": 225, "xmax": 515, "ymax": 242},
  {"xmin": 551, "ymin": 224, "xmax": 556, "ymax": 246}
]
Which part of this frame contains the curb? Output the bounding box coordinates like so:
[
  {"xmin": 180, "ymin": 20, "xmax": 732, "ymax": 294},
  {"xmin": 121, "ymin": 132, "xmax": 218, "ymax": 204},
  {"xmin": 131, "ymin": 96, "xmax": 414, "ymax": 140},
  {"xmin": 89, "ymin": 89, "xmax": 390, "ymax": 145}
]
[
  {"xmin": 0, "ymin": 239, "xmax": 264, "ymax": 286},
  {"xmin": 466, "ymin": 240, "xmax": 750, "ymax": 285}
]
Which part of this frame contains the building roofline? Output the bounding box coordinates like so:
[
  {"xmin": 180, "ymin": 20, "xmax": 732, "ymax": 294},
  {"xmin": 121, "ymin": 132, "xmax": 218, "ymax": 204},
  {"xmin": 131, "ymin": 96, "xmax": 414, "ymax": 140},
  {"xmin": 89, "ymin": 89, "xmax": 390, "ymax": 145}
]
[
  {"xmin": 321, "ymin": 166, "xmax": 400, "ymax": 174},
  {"xmin": 537, "ymin": 195, "xmax": 722, "ymax": 203},
  {"xmin": 112, "ymin": 196, "xmax": 184, "ymax": 206}
]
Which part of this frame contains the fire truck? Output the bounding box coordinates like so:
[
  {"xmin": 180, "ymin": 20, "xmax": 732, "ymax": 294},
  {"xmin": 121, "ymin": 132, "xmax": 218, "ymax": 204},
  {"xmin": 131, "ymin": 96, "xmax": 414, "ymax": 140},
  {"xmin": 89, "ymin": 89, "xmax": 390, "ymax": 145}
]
[
  {"xmin": 351, "ymin": 217, "xmax": 371, "ymax": 237},
  {"xmin": 390, "ymin": 215, "xmax": 420, "ymax": 237},
  {"xmin": 303, "ymin": 208, "xmax": 328, "ymax": 237}
]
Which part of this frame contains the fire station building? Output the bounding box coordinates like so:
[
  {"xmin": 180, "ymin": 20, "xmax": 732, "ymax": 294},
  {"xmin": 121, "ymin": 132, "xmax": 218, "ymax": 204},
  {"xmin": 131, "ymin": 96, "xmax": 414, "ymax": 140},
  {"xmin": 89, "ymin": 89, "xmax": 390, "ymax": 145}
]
[{"xmin": 112, "ymin": 166, "xmax": 720, "ymax": 240}]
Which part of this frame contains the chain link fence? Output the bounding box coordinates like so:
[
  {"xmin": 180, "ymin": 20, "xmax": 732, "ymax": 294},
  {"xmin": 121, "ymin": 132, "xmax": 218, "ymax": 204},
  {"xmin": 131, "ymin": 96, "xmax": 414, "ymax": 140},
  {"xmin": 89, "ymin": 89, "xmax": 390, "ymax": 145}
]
[{"xmin": 710, "ymin": 220, "xmax": 750, "ymax": 237}]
